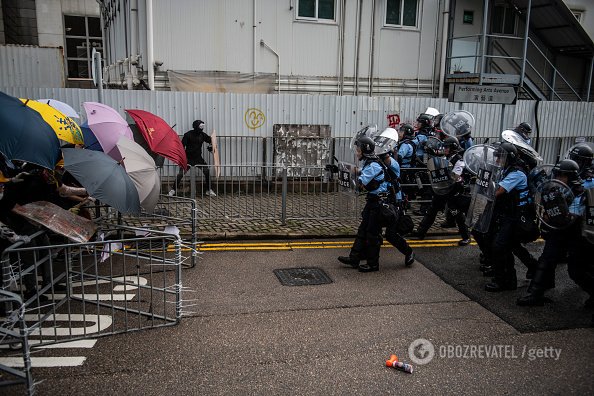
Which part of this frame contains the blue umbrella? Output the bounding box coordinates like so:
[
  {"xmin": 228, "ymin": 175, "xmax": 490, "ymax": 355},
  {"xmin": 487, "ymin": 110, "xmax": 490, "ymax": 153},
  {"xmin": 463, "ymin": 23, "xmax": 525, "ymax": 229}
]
[
  {"xmin": 62, "ymin": 148, "xmax": 141, "ymax": 214},
  {"xmin": 81, "ymin": 121, "xmax": 103, "ymax": 151},
  {"xmin": 0, "ymin": 90, "xmax": 61, "ymax": 169}
]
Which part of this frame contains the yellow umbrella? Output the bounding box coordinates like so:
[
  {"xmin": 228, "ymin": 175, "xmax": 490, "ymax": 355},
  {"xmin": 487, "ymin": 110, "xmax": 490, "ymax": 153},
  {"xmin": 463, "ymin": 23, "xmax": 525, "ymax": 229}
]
[{"xmin": 20, "ymin": 98, "xmax": 84, "ymax": 145}]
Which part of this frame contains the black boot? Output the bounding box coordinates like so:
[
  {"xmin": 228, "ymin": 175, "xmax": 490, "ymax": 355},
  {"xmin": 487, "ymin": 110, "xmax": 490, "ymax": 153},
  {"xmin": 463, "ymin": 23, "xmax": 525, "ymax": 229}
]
[
  {"xmin": 405, "ymin": 252, "xmax": 415, "ymax": 267},
  {"xmin": 358, "ymin": 262, "xmax": 379, "ymax": 272},
  {"xmin": 338, "ymin": 256, "xmax": 359, "ymax": 269},
  {"xmin": 485, "ymin": 278, "xmax": 517, "ymax": 292},
  {"xmin": 517, "ymin": 294, "xmax": 546, "ymax": 306}
]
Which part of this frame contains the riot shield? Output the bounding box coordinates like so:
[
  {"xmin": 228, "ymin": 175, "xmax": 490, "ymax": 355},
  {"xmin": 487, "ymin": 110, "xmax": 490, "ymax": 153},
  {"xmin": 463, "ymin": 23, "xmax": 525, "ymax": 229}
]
[
  {"xmin": 374, "ymin": 127, "xmax": 399, "ymax": 156},
  {"xmin": 528, "ymin": 164, "xmax": 555, "ymax": 194},
  {"xmin": 440, "ymin": 110, "xmax": 475, "ymax": 138},
  {"xmin": 349, "ymin": 125, "xmax": 378, "ymax": 152},
  {"xmin": 564, "ymin": 141, "xmax": 594, "ymax": 163},
  {"xmin": 501, "ymin": 129, "xmax": 543, "ymax": 164},
  {"xmin": 464, "ymin": 144, "xmax": 505, "ymax": 233},
  {"xmin": 337, "ymin": 161, "xmax": 359, "ymax": 196},
  {"xmin": 535, "ymin": 179, "xmax": 576, "ymax": 230},
  {"xmin": 463, "ymin": 144, "xmax": 499, "ymax": 175},
  {"xmin": 427, "ymin": 156, "xmax": 454, "ymax": 195},
  {"xmin": 583, "ymin": 187, "xmax": 594, "ymax": 243}
]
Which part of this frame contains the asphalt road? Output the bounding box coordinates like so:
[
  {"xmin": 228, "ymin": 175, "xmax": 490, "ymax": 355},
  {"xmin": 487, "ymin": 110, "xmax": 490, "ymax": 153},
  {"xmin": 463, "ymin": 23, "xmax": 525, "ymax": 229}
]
[{"xmin": 5, "ymin": 239, "xmax": 594, "ymax": 395}]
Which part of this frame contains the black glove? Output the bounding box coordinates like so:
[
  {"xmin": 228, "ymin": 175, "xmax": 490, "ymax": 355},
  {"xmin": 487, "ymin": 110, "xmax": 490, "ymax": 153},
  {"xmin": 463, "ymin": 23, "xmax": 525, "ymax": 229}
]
[
  {"xmin": 207, "ymin": 145, "xmax": 213, "ymax": 152},
  {"xmin": 325, "ymin": 164, "xmax": 339, "ymax": 173}
]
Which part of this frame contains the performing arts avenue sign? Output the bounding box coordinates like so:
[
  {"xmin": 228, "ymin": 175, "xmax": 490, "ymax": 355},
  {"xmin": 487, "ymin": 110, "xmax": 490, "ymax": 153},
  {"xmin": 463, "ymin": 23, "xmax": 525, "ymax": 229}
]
[{"xmin": 452, "ymin": 84, "xmax": 517, "ymax": 105}]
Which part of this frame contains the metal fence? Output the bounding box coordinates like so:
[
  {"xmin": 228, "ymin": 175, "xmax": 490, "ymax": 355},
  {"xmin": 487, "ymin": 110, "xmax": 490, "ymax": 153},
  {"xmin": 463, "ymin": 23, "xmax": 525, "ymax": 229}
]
[{"xmin": 162, "ymin": 135, "xmax": 592, "ymax": 222}]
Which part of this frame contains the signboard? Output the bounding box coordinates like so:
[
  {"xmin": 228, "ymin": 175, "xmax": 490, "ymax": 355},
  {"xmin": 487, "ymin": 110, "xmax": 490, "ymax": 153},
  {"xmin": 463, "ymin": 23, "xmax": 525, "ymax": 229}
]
[{"xmin": 452, "ymin": 84, "xmax": 517, "ymax": 104}]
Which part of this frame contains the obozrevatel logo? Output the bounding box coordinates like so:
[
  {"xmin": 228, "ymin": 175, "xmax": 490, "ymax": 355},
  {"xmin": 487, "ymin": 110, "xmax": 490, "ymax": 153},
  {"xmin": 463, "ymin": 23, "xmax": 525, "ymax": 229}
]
[{"xmin": 409, "ymin": 338, "xmax": 435, "ymax": 365}]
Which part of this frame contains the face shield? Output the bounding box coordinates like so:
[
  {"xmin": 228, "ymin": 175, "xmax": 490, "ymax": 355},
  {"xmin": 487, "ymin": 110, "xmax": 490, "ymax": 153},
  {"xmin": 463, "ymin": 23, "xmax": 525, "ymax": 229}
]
[
  {"xmin": 350, "ymin": 125, "xmax": 378, "ymax": 155},
  {"xmin": 440, "ymin": 110, "xmax": 475, "ymax": 138}
]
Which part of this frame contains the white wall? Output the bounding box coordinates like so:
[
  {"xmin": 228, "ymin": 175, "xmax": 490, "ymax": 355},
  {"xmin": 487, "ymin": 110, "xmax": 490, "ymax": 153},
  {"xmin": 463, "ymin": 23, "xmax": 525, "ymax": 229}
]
[
  {"xmin": 36, "ymin": 0, "xmax": 99, "ymax": 48},
  {"xmin": 136, "ymin": 0, "xmax": 441, "ymax": 82}
]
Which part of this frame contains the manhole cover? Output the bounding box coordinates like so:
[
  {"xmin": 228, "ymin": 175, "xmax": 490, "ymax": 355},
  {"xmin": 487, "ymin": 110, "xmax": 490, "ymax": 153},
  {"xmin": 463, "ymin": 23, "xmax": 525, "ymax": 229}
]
[{"xmin": 273, "ymin": 267, "xmax": 333, "ymax": 286}]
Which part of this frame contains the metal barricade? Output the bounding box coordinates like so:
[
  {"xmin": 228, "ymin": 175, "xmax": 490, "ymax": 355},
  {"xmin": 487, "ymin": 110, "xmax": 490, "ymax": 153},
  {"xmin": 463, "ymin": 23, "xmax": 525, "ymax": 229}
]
[
  {"xmin": 0, "ymin": 290, "xmax": 34, "ymax": 396},
  {"xmin": 94, "ymin": 195, "xmax": 198, "ymax": 268},
  {"xmin": 1, "ymin": 230, "xmax": 182, "ymax": 348}
]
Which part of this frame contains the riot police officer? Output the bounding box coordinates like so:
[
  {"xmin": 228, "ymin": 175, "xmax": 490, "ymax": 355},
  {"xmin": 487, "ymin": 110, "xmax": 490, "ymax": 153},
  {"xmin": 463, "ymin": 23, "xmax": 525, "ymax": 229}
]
[
  {"xmin": 397, "ymin": 124, "xmax": 417, "ymax": 204},
  {"xmin": 338, "ymin": 136, "xmax": 390, "ymax": 272},
  {"xmin": 485, "ymin": 142, "xmax": 532, "ymax": 292},
  {"xmin": 413, "ymin": 136, "xmax": 471, "ymax": 245},
  {"xmin": 514, "ymin": 122, "xmax": 533, "ymax": 146},
  {"xmin": 568, "ymin": 143, "xmax": 594, "ymax": 181},
  {"xmin": 375, "ymin": 131, "xmax": 415, "ymax": 267},
  {"xmin": 412, "ymin": 114, "xmax": 435, "ymax": 216},
  {"xmin": 518, "ymin": 159, "xmax": 594, "ymax": 307}
]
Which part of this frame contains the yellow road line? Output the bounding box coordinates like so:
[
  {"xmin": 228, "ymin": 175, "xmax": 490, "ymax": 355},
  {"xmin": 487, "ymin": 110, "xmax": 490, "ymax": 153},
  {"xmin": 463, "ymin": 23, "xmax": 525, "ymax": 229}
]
[{"xmin": 195, "ymin": 239, "xmax": 484, "ymax": 251}]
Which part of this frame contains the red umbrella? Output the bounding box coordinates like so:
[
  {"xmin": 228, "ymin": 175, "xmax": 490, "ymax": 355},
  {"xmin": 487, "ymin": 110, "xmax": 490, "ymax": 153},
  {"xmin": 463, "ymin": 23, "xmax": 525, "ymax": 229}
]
[{"xmin": 125, "ymin": 109, "xmax": 188, "ymax": 170}]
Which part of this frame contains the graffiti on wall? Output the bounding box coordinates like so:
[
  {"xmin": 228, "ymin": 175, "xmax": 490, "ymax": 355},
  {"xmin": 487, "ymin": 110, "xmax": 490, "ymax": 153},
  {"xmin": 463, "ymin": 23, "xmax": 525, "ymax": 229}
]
[{"xmin": 245, "ymin": 108, "xmax": 266, "ymax": 130}]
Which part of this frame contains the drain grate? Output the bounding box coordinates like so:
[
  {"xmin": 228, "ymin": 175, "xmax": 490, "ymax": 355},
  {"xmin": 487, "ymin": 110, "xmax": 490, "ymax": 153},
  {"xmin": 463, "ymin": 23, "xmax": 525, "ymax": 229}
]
[{"xmin": 273, "ymin": 267, "xmax": 333, "ymax": 286}]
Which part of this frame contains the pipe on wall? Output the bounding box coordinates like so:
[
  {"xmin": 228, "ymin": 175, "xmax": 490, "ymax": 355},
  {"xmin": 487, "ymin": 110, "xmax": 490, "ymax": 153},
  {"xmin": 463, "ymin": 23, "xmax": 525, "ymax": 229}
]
[
  {"xmin": 338, "ymin": 0, "xmax": 347, "ymax": 96},
  {"xmin": 354, "ymin": 0, "xmax": 363, "ymax": 96},
  {"xmin": 253, "ymin": 0, "xmax": 257, "ymax": 75},
  {"xmin": 438, "ymin": 0, "xmax": 450, "ymax": 98},
  {"xmin": 368, "ymin": 0, "xmax": 376, "ymax": 97},
  {"xmin": 146, "ymin": 0, "xmax": 154, "ymax": 90}
]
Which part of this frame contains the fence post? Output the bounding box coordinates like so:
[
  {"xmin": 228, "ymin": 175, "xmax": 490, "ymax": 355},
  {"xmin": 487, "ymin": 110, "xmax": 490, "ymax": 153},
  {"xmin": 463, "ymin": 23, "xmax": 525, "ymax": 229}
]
[
  {"xmin": 190, "ymin": 166, "xmax": 196, "ymax": 199},
  {"xmin": 281, "ymin": 166, "xmax": 287, "ymax": 225}
]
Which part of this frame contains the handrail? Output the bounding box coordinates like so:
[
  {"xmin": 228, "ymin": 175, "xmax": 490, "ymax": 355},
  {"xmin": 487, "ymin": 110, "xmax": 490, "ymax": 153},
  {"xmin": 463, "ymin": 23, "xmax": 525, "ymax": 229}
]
[
  {"xmin": 447, "ymin": 32, "xmax": 584, "ymax": 101},
  {"xmin": 527, "ymin": 37, "xmax": 582, "ymax": 101}
]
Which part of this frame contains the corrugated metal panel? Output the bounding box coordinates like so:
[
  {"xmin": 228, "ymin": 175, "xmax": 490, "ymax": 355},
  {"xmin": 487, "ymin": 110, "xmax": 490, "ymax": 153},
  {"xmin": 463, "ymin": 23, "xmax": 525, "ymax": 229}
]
[
  {"xmin": 0, "ymin": 45, "xmax": 65, "ymax": 88},
  {"xmin": 2, "ymin": 87, "xmax": 594, "ymax": 142}
]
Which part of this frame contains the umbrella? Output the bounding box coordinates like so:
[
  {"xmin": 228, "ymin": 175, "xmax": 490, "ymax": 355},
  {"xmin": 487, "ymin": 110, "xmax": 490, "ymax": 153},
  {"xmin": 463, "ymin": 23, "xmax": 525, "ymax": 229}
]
[
  {"xmin": 82, "ymin": 102, "xmax": 134, "ymax": 155},
  {"xmin": 36, "ymin": 99, "xmax": 80, "ymax": 119},
  {"xmin": 125, "ymin": 109, "xmax": 188, "ymax": 170},
  {"xmin": 20, "ymin": 98, "xmax": 84, "ymax": 145},
  {"xmin": 80, "ymin": 121, "xmax": 103, "ymax": 151},
  {"xmin": 0, "ymin": 91, "xmax": 61, "ymax": 169},
  {"xmin": 113, "ymin": 136, "xmax": 161, "ymax": 212},
  {"xmin": 62, "ymin": 148, "xmax": 141, "ymax": 214}
]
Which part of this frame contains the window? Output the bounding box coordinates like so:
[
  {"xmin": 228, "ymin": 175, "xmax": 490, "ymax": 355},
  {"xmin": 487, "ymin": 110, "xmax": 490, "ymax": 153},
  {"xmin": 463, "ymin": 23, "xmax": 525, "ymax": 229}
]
[
  {"xmin": 64, "ymin": 15, "xmax": 103, "ymax": 79},
  {"xmin": 491, "ymin": 4, "xmax": 516, "ymax": 35},
  {"xmin": 571, "ymin": 10, "xmax": 583, "ymax": 23},
  {"xmin": 385, "ymin": 0, "xmax": 419, "ymax": 28},
  {"xmin": 297, "ymin": 0, "xmax": 335, "ymax": 21}
]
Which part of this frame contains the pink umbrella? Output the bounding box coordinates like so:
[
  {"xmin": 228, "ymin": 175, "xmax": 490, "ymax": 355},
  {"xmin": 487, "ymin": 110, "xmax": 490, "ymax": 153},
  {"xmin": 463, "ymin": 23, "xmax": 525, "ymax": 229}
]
[{"xmin": 82, "ymin": 102, "xmax": 133, "ymax": 159}]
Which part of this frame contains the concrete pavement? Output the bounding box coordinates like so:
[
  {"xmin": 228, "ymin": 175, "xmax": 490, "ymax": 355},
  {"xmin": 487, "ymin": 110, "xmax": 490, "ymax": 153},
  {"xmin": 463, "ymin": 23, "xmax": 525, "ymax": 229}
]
[{"xmin": 16, "ymin": 240, "xmax": 594, "ymax": 396}]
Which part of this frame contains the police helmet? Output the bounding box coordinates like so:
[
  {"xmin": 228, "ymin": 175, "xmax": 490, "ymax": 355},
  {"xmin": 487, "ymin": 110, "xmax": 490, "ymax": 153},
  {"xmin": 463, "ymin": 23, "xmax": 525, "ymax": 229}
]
[
  {"xmin": 442, "ymin": 136, "xmax": 460, "ymax": 153},
  {"xmin": 552, "ymin": 159, "xmax": 581, "ymax": 186},
  {"xmin": 495, "ymin": 142, "xmax": 518, "ymax": 166},
  {"xmin": 399, "ymin": 123, "xmax": 415, "ymax": 139},
  {"xmin": 416, "ymin": 113, "xmax": 434, "ymax": 128},
  {"xmin": 355, "ymin": 136, "xmax": 376, "ymax": 157},
  {"xmin": 433, "ymin": 114, "xmax": 444, "ymax": 129},
  {"xmin": 568, "ymin": 143, "xmax": 593, "ymax": 172},
  {"xmin": 514, "ymin": 122, "xmax": 532, "ymax": 140}
]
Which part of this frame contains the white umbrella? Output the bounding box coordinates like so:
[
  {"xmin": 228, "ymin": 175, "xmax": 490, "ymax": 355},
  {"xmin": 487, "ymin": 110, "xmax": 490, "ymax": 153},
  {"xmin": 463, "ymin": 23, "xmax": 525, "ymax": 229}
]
[
  {"xmin": 37, "ymin": 98, "xmax": 80, "ymax": 119},
  {"xmin": 113, "ymin": 136, "xmax": 161, "ymax": 212}
]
